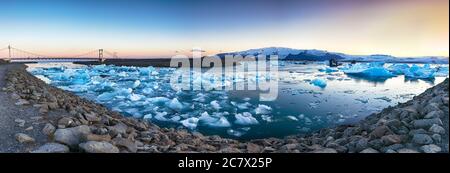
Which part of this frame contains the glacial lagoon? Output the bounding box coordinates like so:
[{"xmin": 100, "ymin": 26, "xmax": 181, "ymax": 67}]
[{"xmin": 27, "ymin": 61, "xmax": 448, "ymax": 140}]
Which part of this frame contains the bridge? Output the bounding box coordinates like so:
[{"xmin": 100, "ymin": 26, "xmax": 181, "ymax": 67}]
[{"xmin": 0, "ymin": 45, "xmax": 118, "ymax": 63}]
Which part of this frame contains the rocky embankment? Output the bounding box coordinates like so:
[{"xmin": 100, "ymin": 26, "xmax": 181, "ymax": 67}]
[{"xmin": 2, "ymin": 64, "xmax": 449, "ymax": 153}]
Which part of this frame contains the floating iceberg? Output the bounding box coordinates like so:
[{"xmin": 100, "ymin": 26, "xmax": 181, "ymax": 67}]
[
  {"xmin": 310, "ymin": 78, "xmax": 327, "ymax": 88},
  {"xmin": 387, "ymin": 64, "xmax": 410, "ymax": 75},
  {"xmin": 167, "ymin": 98, "xmax": 183, "ymax": 111},
  {"xmin": 235, "ymin": 112, "xmax": 259, "ymax": 125},
  {"xmin": 180, "ymin": 117, "xmax": 199, "ymax": 129},
  {"xmin": 287, "ymin": 116, "xmax": 298, "ymax": 121},
  {"xmin": 319, "ymin": 67, "xmax": 338, "ymax": 73},
  {"xmin": 341, "ymin": 62, "xmax": 394, "ymax": 78},
  {"xmin": 255, "ymin": 104, "xmax": 272, "ymax": 115},
  {"xmin": 198, "ymin": 112, "xmax": 231, "ymax": 127},
  {"xmin": 210, "ymin": 100, "xmax": 221, "ymax": 110},
  {"xmin": 404, "ymin": 64, "xmax": 435, "ymax": 79},
  {"xmin": 129, "ymin": 93, "xmax": 144, "ymax": 101},
  {"xmin": 435, "ymin": 66, "xmax": 449, "ymax": 77}
]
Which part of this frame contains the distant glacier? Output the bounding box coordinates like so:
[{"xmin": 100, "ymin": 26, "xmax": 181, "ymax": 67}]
[{"xmin": 216, "ymin": 47, "xmax": 449, "ymax": 64}]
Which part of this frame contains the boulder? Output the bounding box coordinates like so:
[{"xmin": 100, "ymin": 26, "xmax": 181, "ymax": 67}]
[
  {"xmin": 359, "ymin": 148, "xmax": 379, "ymax": 153},
  {"xmin": 420, "ymin": 144, "xmax": 442, "ymax": 153},
  {"xmin": 79, "ymin": 141, "xmax": 120, "ymax": 153},
  {"xmin": 42, "ymin": 123, "xmax": 56, "ymax": 136},
  {"xmin": 54, "ymin": 125, "xmax": 91, "ymax": 147},
  {"xmin": 397, "ymin": 148, "xmax": 419, "ymax": 153},
  {"xmin": 381, "ymin": 135, "xmax": 402, "ymax": 145},
  {"xmin": 15, "ymin": 133, "xmax": 35, "ymax": 143},
  {"xmin": 411, "ymin": 134, "xmax": 433, "ymax": 145},
  {"xmin": 412, "ymin": 118, "xmax": 443, "ymax": 129},
  {"xmin": 31, "ymin": 143, "xmax": 70, "ymax": 153},
  {"xmin": 428, "ymin": 124, "xmax": 445, "ymax": 134}
]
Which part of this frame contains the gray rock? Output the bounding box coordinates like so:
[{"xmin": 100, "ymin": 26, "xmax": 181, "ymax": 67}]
[
  {"xmin": 385, "ymin": 149, "xmax": 397, "ymax": 153},
  {"xmin": 15, "ymin": 133, "xmax": 35, "ymax": 143},
  {"xmin": 112, "ymin": 137, "xmax": 138, "ymax": 153},
  {"xmin": 431, "ymin": 134, "xmax": 442, "ymax": 143},
  {"xmin": 14, "ymin": 118, "xmax": 26, "ymax": 127},
  {"xmin": 381, "ymin": 135, "xmax": 402, "ymax": 145},
  {"xmin": 54, "ymin": 125, "xmax": 91, "ymax": 147},
  {"xmin": 84, "ymin": 112, "xmax": 101, "ymax": 122},
  {"xmin": 424, "ymin": 110, "xmax": 443, "ymax": 119},
  {"xmin": 381, "ymin": 144, "xmax": 404, "ymax": 153},
  {"xmin": 360, "ymin": 148, "xmax": 379, "ymax": 153},
  {"xmin": 409, "ymin": 129, "xmax": 428, "ymax": 136},
  {"xmin": 355, "ymin": 138, "xmax": 369, "ymax": 152},
  {"xmin": 397, "ymin": 148, "xmax": 419, "ymax": 153},
  {"xmin": 420, "ymin": 144, "xmax": 442, "ymax": 153},
  {"xmin": 57, "ymin": 117, "xmax": 75, "ymax": 128},
  {"xmin": 42, "ymin": 123, "xmax": 56, "ymax": 136},
  {"xmin": 412, "ymin": 134, "xmax": 433, "ymax": 145},
  {"xmin": 31, "ymin": 143, "xmax": 70, "ymax": 153},
  {"xmin": 368, "ymin": 139, "xmax": 384, "ymax": 150},
  {"xmin": 311, "ymin": 148, "xmax": 337, "ymax": 153},
  {"xmin": 429, "ymin": 124, "xmax": 445, "ymax": 134},
  {"xmin": 412, "ymin": 118, "xmax": 443, "ymax": 129},
  {"xmin": 107, "ymin": 123, "xmax": 128, "ymax": 136},
  {"xmin": 15, "ymin": 99, "xmax": 30, "ymax": 106},
  {"xmin": 370, "ymin": 125, "xmax": 391, "ymax": 138},
  {"xmin": 79, "ymin": 141, "xmax": 120, "ymax": 153}
]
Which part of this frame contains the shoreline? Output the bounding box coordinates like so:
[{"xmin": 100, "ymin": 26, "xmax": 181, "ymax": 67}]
[{"xmin": 1, "ymin": 63, "xmax": 448, "ymax": 153}]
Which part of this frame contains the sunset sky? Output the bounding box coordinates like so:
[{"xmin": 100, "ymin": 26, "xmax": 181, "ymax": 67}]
[{"xmin": 0, "ymin": 0, "xmax": 448, "ymax": 58}]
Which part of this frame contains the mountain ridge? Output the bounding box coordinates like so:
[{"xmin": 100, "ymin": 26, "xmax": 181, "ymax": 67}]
[{"xmin": 215, "ymin": 47, "xmax": 449, "ymax": 64}]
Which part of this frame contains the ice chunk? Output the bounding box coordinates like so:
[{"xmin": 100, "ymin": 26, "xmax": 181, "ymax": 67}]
[
  {"xmin": 341, "ymin": 63, "xmax": 394, "ymax": 78},
  {"xmin": 133, "ymin": 80, "xmax": 141, "ymax": 88},
  {"xmin": 148, "ymin": 97, "xmax": 170, "ymax": 104},
  {"xmin": 304, "ymin": 117, "xmax": 312, "ymax": 125},
  {"xmin": 387, "ymin": 64, "xmax": 410, "ymax": 75},
  {"xmin": 170, "ymin": 115, "xmax": 181, "ymax": 122},
  {"xmin": 255, "ymin": 104, "xmax": 272, "ymax": 115},
  {"xmin": 234, "ymin": 112, "xmax": 259, "ymax": 125},
  {"xmin": 435, "ymin": 66, "xmax": 449, "ymax": 77},
  {"xmin": 227, "ymin": 129, "xmax": 245, "ymax": 137},
  {"xmin": 142, "ymin": 88, "xmax": 154, "ymax": 94},
  {"xmin": 143, "ymin": 114, "xmax": 152, "ymax": 120},
  {"xmin": 198, "ymin": 112, "xmax": 231, "ymax": 127},
  {"xmin": 97, "ymin": 92, "xmax": 116, "ymax": 101},
  {"xmin": 404, "ymin": 64, "xmax": 435, "ymax": 79},
  {"xmin": 210, "ymin": 100, "xmax": 221, "ymax": 110},
  {"xmin": 287, "ymin": 116, "xmax": 298, "ymax": 121},
  {"xmin": 236, "ymin": 102, "xmax": 252, "ymax": 110},
  {"xmin": 129, "ymin": 93, "xmax": 144, "ymax": 101},
  {"xmin": 154, "ymin": 112, "xmax": 168, "ymax": 121},
  {"xmin": 261, "ymin": 115, "xmax": 273, "ymax": 122},
  {"xmin": 180, "ymin": 117, "xmax": 199, "ymax": 129},
  {"xmin": 167, "ymin": 98, "xmax": 183, "ymax": 111},
  {"xmin": 310, "ymin": 78, "xmax": 327, "ymax": 88}
]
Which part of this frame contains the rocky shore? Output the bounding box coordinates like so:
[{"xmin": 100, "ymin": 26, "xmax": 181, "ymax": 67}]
[{"xmin": 1, "ymin": 63, "xmax": 448, "ymax": 153}]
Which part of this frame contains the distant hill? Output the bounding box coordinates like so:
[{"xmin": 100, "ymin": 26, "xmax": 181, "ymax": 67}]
[{"xmin": 216, "ymin": 47, "xmax": 449, "ymax": 64}]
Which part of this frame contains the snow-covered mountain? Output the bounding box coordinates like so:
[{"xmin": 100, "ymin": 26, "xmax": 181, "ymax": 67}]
[{"xmin": 216, "ymin": 47, "xmax": 449, "ymax": 64}]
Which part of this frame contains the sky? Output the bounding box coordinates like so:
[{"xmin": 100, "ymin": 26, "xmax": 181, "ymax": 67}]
[{"xmin": 0, "ymin": 0, "xmax": 448, "ymax": 58}]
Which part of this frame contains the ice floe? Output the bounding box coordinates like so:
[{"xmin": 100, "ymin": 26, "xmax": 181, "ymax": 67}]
[
  {"xmin": 255, "ymin": 104, "xmax": 272, "ymax": 115},
  {"xmin": 310, "ymin": 78, "xmax": 327, "ymax": 88}
]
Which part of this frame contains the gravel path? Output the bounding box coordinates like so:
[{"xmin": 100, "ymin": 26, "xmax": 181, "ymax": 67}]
[{"xmin": 0, "ymin": 64, "xmax": 48, "ymax": 152}]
